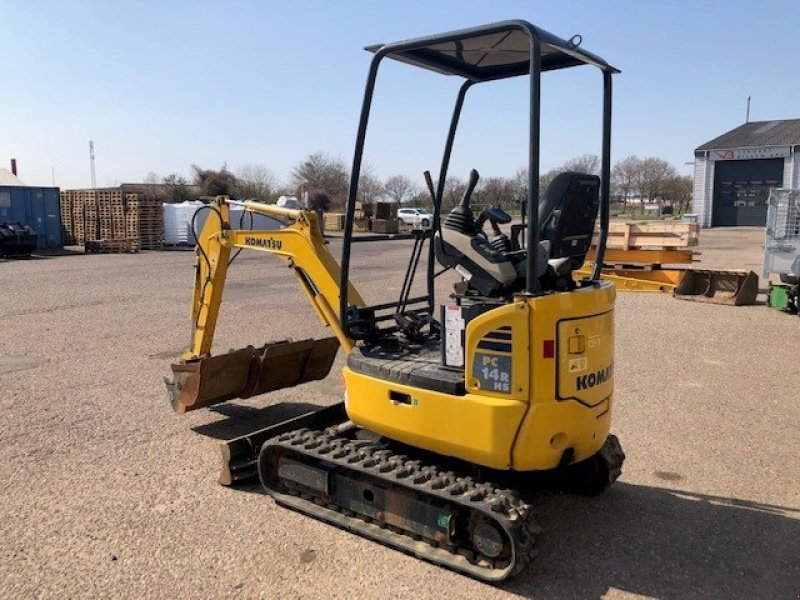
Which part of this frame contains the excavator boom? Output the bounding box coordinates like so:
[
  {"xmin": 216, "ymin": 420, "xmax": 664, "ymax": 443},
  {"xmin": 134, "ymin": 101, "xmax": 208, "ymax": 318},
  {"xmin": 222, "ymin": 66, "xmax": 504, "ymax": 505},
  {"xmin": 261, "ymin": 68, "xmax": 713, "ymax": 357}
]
[{"xmin": 165, "ymin": 197, "xmax": 363, "ymax": 413}]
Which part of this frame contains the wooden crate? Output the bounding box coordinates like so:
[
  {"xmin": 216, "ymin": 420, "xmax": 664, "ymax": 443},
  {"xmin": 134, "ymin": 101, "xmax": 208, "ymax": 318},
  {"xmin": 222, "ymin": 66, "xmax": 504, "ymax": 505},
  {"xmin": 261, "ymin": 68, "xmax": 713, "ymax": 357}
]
[
  {"xmin": 354, "ymin": 201, "xmax": 373, "ymax": 218},
  {"xmin": 595, "ymin": 222, "xmax": 700, "ymax": 250},
  {"xmin": 371, "ymin": 218, "xmax": 399, "ymax": 234},
  {"xmin": 324, "ymin": 213, "xmax": 345, "ymax": 231},
  {"xmin": 353, "ymin": 218, "xmax": 371, "ymax": 233},
  {"xmin": 374, "ymin": 202, "xmax": 397, "ymax": 220}
]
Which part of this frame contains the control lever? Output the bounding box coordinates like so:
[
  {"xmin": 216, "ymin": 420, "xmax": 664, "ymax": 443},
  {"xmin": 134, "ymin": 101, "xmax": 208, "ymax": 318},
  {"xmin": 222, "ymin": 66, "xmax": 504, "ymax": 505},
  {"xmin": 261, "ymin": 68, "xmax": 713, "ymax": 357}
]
[
  {"xmin": 477, "ymin": 207, "xmax": 513, "ymax": 254},
  {"xmin": 460, "ymin": 168, "xmax": 480, "ymax": 209},
  {"xmin": 423, "ymin": 170, "xmax": 436, "ymax": 207}
]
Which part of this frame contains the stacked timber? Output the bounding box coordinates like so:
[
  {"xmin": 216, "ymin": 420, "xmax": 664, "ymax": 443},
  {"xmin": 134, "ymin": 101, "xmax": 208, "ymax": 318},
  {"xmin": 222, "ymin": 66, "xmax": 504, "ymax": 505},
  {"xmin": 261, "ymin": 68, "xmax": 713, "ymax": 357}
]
[
  {"xmin": 59, "ymin": 192, "xmax": 75, "ymax": 245},
  {"xmin": 371, "ymin": 219, "xmax": 399, "ymax": 234},
  {"xmin": 125, "ymin": 195, "xmax": 163, "ymax": 249},
  {"xmin": 60, "ymin": 186, "xmax": 164, "ymax": 251},
  {"xmin": 595, "ymin": 221, "xmax": 700, "ymax": 250},
  {"xmin": 324, "ymin": 213, "xmax": 345, "ymax": 231},
  {"xmin": 353, "ymin": 219, "xmax": 371, "ymax": 233},
  {"xmin": 374, "ymin": 202, "xmax": 397, "ymax": 221},
  {"xmin": 353, "ymin": 201, "xmax": 373, "ymax": 220}
]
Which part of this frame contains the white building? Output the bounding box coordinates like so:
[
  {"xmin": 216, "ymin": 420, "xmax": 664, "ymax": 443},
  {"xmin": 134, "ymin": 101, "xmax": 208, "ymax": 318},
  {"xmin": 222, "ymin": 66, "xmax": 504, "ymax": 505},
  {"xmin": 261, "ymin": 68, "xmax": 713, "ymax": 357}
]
[{"xmin": 692, "ymin": 119, "xmax": 800, "ymax": 226}]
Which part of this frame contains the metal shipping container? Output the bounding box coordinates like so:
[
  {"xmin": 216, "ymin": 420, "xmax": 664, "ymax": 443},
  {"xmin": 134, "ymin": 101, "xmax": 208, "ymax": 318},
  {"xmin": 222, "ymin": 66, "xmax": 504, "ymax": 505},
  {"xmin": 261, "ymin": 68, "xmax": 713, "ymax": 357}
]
[{"xmin": 0, "ymin": 186, "xmax": 62, "ymax": 249}]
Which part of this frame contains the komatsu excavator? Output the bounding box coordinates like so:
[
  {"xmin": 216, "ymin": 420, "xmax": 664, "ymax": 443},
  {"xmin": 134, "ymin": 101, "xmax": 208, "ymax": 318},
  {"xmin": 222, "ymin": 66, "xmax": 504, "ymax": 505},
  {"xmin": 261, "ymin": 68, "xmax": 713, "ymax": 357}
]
[{"xmin": 166, "ymin": 20, "xmax": 624, "ymax": 582}]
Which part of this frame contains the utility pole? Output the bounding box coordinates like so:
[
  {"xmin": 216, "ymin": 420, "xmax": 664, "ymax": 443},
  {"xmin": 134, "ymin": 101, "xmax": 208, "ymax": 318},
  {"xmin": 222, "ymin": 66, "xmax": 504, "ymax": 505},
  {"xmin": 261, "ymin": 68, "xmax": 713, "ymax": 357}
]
[{"xmin": 89, "ymin": 139, "xmax": 96, "ymax": 189}]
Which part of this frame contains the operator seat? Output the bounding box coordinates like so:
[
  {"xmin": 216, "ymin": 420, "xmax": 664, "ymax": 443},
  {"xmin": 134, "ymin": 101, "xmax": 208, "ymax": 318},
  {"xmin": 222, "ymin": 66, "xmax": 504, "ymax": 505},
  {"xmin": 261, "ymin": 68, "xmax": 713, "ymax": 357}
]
[{"xmin": 539, "ymin": 171, "xmax": 601, "ymax": 264}]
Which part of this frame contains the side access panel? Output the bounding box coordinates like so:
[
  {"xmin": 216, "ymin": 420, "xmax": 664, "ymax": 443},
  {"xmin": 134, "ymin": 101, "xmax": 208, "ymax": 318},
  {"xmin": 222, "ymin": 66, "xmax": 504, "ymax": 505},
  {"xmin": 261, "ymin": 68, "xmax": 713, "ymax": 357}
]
[
  {"xmin": 556, "ymin": 311, "xmax": 614, "ymax": 408},
  {"xmin": 512, "ymin": 283, "xmax": 616, "ymax": 471}
]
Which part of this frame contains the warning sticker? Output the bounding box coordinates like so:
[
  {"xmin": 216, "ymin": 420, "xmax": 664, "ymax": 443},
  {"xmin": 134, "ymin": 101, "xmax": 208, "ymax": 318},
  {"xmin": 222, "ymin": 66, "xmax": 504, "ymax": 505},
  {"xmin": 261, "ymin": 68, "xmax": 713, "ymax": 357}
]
[{"xmin": 568, "ymin": 357, "xmax": 588, "ymax": 373}]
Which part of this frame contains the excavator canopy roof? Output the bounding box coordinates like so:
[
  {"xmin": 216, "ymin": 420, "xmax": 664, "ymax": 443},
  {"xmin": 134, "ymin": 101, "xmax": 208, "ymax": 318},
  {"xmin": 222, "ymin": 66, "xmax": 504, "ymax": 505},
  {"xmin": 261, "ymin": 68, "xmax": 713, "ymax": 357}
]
[{"xmin": 367, "ymin": 20, "xmax": 619, "ymax": 82}]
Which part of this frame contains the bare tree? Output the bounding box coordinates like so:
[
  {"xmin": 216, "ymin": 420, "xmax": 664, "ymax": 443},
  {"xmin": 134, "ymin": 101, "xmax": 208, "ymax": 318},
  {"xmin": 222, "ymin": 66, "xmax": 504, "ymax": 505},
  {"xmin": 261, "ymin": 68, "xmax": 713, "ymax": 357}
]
[
  {"xmin": 235, "ymin": 163, "xmax": 278, "ymax": 202},
  {"xmin": 634, "ymin": 157, "xmax": 677, "ymax": 212},
  {"xmin": 511, "ymin": 167, "xmax": 529, "ymax": 211},
  {"xmin": 192, "ymin": 164, "xmax": 237, "ymax": 198},
  {"xmin": 539, "ymin": 168, "xmax": 559, "ymax": 196},
  {"xmin": 660, "ymin": 174, "xmax": 693, "ymax": 213},
  {"xmin": 563, "ymin": 153, "xmax": 600, "ymax": 175},
  {"xmin": 383, "ymin": 174, "xmax": 416, "ymax": 204},
  {"xmin": 474, "ymin": 176, "xmax": 515, "ymax": 211},
  {"xmin": 291, "ymin": 152, "xmax": 349, "ymax": 207},
  {"xmin": 442, "ymin": 175, "xmax": 467, "ymax": 210},
  {"xmin": 358, "ymin": 164, "xmax": 384, "ymax": 203},
  {"xmin": 143, "ymin": 171, "xmax": 160, "ymax": 200},
  {"xmin": 612, "ymin": 155, "xmax": 641, "ymax": 211},
  {"xmin": 162, "ymin": 173, "xmax": 196, "ymax": 203}
]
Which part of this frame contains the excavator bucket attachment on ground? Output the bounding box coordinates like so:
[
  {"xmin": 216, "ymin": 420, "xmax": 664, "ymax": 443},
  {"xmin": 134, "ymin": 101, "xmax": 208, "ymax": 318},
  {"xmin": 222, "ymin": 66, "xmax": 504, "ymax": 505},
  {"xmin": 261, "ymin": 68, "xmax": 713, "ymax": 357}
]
[
  {"xmin": 166, "ymin": 337, "xmax": 340, "ymax": 414},
  {"xmin": 673, "ymin": 269, "xmax": 759, "ymax": 306}
]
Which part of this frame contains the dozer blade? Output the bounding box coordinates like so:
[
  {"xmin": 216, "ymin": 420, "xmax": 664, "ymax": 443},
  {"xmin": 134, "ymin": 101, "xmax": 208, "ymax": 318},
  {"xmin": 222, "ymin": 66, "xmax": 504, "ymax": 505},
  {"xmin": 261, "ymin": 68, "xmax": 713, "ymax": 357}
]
[
  {"xmin": 673, "ymin": 269, "xmax": 759, "ymax": 306},
  {"xmin": 165, "ymin": 337, "xmax": 340, "ymax": 414}
]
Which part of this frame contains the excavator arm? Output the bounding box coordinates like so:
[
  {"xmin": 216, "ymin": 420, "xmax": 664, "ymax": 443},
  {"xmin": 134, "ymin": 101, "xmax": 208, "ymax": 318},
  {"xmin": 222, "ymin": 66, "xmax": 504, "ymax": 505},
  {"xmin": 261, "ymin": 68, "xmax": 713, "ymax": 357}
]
[{"xmin": 166, "ymin": 196, "xmax": 364, "ymax": 413}]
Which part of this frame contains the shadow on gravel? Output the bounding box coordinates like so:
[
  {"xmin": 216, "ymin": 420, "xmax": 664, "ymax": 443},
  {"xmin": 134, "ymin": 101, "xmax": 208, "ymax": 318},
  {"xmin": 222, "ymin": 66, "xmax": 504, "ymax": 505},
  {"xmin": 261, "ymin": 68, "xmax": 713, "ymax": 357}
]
[
  {"xmin": 0, "ymin": 247, "xmax": 86, "ymax": 261},
  {"xmin": 190, "ymin": 401, "xmax": 320, "ymax": 441},
  {"xmin": 506, "ymin": 483, "xmax": 800, "ymax": 599}
]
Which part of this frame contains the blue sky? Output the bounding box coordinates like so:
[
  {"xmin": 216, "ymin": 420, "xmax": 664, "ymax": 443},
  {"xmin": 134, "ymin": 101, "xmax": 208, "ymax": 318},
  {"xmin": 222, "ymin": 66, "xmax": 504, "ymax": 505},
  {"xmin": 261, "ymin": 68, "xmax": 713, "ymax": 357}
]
[{"xmin": 1, "ymin": 1, "xmax": 798, "ymax": 189}]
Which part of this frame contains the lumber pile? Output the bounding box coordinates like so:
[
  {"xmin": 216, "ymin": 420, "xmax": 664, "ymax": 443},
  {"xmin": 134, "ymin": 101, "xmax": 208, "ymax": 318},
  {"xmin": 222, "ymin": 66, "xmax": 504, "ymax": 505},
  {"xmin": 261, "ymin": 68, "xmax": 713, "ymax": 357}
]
[
  {"xmin": 353, "ymin": 201, "xmax": 373, "ymax": 220},
  {"xmin": 374, "ymin": 202, "xmax": 397, "ymax": 221},
  {"xmin": 595, "ymin": 221, "xmax": 699, "ymax": 250},
  {"xmin": 60, "ymin": 187, "xmax": 164, "ymax": 251},
  {"xmin": 324, "ymin": 213, "xmax": 345, "ymax": 231},
  {"xmin": 371, "ymin": 219, "xmax": 399, "ymax": 234},
  {"xmin": 353, "ymin": 219, "xmax": 371, "ymax": 233}
]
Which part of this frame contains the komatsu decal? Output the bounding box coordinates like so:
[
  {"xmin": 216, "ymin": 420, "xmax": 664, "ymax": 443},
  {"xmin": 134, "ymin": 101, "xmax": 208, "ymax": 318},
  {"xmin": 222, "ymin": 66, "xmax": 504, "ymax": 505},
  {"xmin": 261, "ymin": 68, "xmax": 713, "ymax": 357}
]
[
  {"xmin": 245, "ymin": 237, "xmax": 282, "ymax": 250},
  {"xmin": 576, "ymin": 364, "xmax": 613, "ymax": 390}
]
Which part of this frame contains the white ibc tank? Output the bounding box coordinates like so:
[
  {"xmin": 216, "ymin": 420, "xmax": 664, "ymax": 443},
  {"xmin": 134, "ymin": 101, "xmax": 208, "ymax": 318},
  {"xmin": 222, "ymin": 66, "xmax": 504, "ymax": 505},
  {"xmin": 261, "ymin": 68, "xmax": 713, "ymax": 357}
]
[{"xmin": 164, "ymin": 201, "xmax": 282, "ymax": 245}]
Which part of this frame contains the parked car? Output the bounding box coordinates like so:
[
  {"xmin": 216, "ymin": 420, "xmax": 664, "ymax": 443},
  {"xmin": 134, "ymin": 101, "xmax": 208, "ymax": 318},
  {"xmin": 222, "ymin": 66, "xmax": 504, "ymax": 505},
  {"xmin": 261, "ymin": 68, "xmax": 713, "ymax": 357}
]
[
  {"xmin": 276, "ymin": 195, "xmax": 302, "ymax": 209},
  {"xmin": 397, "ymin": 207, "xmax": 433, "ymax": 228}
]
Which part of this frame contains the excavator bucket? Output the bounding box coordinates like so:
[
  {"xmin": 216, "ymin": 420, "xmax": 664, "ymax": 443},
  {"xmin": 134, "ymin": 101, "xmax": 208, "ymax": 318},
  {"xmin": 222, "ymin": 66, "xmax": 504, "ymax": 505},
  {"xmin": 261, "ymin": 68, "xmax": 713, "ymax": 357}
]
[
  {"xmin": 673, "ymin": 269, "xmax": 759, "ymax": 306},
  {"xmin": 165, "ymin": 337, "xmax": 340, "ymax": 414}
]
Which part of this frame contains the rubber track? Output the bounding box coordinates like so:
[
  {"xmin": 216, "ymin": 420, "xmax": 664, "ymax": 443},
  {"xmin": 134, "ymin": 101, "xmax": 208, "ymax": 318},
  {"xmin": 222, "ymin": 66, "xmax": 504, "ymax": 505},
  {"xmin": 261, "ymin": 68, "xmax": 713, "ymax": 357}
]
[{"xmin": 259, "ymin": 428, "xmax": 541, "ymax": 582}]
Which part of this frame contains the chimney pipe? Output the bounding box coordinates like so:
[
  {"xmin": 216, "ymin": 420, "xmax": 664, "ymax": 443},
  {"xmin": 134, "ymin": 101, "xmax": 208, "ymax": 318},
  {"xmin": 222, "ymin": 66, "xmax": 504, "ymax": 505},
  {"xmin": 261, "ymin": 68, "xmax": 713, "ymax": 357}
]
[{"xmin": 10, "ymin": 158, "xmax": 17, "ymax": 176}]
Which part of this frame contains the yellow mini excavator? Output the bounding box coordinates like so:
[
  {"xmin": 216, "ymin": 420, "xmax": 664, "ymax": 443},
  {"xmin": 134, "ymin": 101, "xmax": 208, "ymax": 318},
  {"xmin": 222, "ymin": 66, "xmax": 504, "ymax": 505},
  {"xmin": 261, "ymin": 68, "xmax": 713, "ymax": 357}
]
[{"xmin": 166, "ymin": 20, "xmax": 624, "ymax": 582}]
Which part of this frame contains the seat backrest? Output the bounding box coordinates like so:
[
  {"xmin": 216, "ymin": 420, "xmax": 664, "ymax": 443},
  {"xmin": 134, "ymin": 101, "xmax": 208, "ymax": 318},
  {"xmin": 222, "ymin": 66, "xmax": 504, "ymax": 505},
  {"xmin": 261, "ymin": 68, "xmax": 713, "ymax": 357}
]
[{"xmin": 539, "ymin": 171, "xmax": 600, "ymax": 261}]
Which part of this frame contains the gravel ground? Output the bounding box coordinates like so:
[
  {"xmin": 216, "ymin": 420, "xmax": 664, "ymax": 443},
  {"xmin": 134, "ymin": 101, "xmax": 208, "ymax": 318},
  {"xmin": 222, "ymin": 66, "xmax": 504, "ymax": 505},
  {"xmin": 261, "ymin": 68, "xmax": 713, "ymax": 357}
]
[{"xmin": 1, "ymin": 227, "xmax": 798, "ymax": 599}]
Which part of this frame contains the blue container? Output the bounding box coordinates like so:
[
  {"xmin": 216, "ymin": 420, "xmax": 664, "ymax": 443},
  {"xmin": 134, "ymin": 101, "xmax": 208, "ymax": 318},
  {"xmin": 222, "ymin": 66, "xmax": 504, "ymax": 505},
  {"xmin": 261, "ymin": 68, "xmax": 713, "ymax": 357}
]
[{"xmin": 0, "ymin": 186, "xmax": 62, "ymax": 249}]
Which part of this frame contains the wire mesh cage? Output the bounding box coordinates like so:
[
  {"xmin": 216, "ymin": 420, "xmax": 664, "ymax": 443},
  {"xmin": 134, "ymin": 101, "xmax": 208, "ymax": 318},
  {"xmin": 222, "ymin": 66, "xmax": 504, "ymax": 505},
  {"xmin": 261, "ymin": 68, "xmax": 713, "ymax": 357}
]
[{"xmin": 764, "ymin": 188, "xmax": 800, "ymax": 277}]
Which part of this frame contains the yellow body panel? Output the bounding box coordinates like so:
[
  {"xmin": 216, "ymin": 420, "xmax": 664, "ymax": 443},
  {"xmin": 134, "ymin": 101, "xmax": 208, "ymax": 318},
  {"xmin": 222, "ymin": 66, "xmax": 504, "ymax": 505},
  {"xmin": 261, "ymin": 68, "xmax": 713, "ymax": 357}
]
[
  {"xmin": 343, "ymin": 368, "xmax": 527, "ymax": 469},
  {"xmin": 345, "ymin": 282, "xmax": 616, "ymax": 472}
]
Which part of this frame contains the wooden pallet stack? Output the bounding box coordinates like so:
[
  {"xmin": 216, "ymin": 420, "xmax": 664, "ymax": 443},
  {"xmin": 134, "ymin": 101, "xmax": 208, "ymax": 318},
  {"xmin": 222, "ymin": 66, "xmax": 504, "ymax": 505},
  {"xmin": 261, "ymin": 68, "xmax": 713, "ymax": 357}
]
[
  {"xmin": 126, "ymin": 195, "xmax": 163, "ymax": 250},
  {"xmin": 59, "ymin": 186, "xmax": 164, "ymax": 252},
  {"xmin": 374, "ymin": 202, "xmax": 397, "ymax": 221},
  {"xmin": 371, "ymin": 219, "xmax": 399, "ymax": 234},
  {"xmin": 324, "ymin": 213, "xmax": 345, "ymax": 231},
  {"xmin": 59, "ymin": 191, "xmax": 75, "ymax": 245},
  {"xmin": 353, "ymin": 201, "xmax": 372, "ymax": 233}
]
